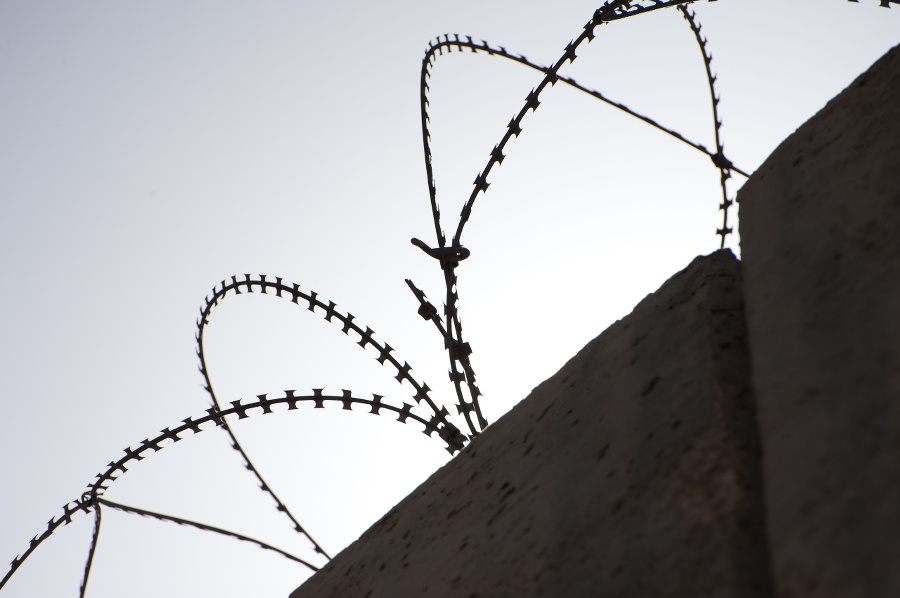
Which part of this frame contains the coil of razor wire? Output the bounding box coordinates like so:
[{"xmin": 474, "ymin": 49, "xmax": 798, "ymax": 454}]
[
  {"xmin": 412, "ymin": 0, "xmax": 735, "ymax": 440},
  {"xmin": 195, "ymin": 274, "xmax": 467, "ymax": 561}
]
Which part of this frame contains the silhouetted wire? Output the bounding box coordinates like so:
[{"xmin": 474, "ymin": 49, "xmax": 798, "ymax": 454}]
[
  {"xmin": 0, "ymin": 389, "xmax": 455, "ymax": 591},
  {"xmin": 412, "ymin": 0, "xmax": 759, "ymax": 433},
  {"xmin": 421, "ymin": 34, "xmax": 750, "ymax": 179},
  {"xmin": 679, "ymin": 5, "xmax": 736, "ymax": 247},
  {"xmin": 413, "ymin": 2, "xmax": 641, "ymax": 438},
  {"xmin": 97, "ymin": 498, "xmax": 319, "ymax": 572},
  {"xmin": 78, "ymin": 503, "xmax": 101, "ymax": 598},
  {"xmin": 0, "ymin": 502, "xmax": 82, "ymax": 591},
  {"xmin": 198, "ymin": 301, "xmax": 331, "ymax": 560},
  {"xmin": 194, "ymin": 274, "xmax": 468, "ymax": 561},
  {"xmin": 198, "ymin": 275, "xmax": 460, "ymax": 439}
]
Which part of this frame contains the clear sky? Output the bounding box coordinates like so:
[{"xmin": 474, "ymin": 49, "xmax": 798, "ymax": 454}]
[{"xmin": 1, "ymin": 1, "xmax": 897, "ymax": 596}]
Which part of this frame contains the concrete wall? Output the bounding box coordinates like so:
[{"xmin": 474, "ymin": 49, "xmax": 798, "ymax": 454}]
[
  {"xmin": 291, "ymin": 42, "xmax": 900, "ymax": 598},
  {"xmin": 738, "ymin": 43, "xmax": 900, "ymax": 598}
]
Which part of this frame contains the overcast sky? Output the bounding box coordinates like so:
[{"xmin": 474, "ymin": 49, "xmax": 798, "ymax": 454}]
[{"xmin": 1, "ymin": 1, "xmax": 897, "ymax": 596}]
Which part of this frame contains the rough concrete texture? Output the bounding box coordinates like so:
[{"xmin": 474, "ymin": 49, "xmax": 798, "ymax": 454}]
[
  {"xmin": 738, "ymin": 44, "xmax": 900, "ymax": 597},
  {"xmin": 292, "ymin": 249, "xmax": 773, "ymax": 598}
]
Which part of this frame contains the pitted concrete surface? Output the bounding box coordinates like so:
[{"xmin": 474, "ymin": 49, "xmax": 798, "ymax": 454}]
[
  {"xmin": 292, "ymin": 249, "xmax": 772, "ymax": 598},
  {"xmin": 738, "ymin": 44, "xmax": 900, "ymax": 598}
]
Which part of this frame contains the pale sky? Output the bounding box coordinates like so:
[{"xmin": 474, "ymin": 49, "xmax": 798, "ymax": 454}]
[{"xmin": 1, "ymin": 1, "xmax": 897, "ymax": 596}]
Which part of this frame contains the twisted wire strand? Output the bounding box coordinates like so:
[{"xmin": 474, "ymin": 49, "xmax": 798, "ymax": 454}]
[
  {"xmin": 443, "ymin": 269, "xmax": 486, "ymax": 434},
  {"xmin": 405, "ymin": 261, "xmax": 485, "ymax": 436},
  {"xmin": 404, "ymin": 279, "xmax": 485, "ymax": 437},
  {"xmin": 97, "ymin": 498, "xmax": 319, "ymax": 572},
  {"xmin": 195, "ymin": 274, "xmax": 466, "ymax": 556},
  {"xmin": 678, "ymin": 5, "xmax": 735, "ymax": 247},
  {"xmin": 78, "ymin": 503, "xmax": 101, "ymax": 598},
  {"xmin": 0, "ymin": 389, "xmax": 456, "ymax": 592}
]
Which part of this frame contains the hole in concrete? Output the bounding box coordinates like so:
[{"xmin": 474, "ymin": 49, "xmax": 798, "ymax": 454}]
[
  {"xmin": 641, "ymin": 376, "xmax": 660, "ymax": 396},
  {"xmin": 598, "ymin": 443, "xmax": 610, "ymax": 460},
  {"xmin": 536, "ymin": 403, "xmax": 553, "ymax": 422}
]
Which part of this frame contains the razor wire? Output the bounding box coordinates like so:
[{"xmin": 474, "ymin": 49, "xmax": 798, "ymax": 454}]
[
  {"xmin": 194, "ymin": 274, "xmax": 466, "ymax": 560},
  {"xmin": 411, "ymin": 0, "xmax": 739, "ymax": 436},
  {"xmin": 409, "ymin": 0, "xmax": 891, "ymax": 455},
  {"xmin": 420, "ymin": 34, "xmax": 750, "ymax": 178},
  {"xmin": 0, "ymin": 389, "xmax": 458, "ymax": 592},
  {"xmin": 678, "ymin": 4, "xmax": 736, "ymax": 247},
  {"xmin": 197, "ymin": 275, "xmax": 460, "ymax": 438}
]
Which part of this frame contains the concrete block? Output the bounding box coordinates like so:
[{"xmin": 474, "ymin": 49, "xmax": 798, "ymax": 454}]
[
  {"xmin": 738, "ymin": 44, "xmax": 900, "ymax": 597},
  {"xmin": 292, "ymin": 249, "xmax": 772, "ymax": 598}
]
